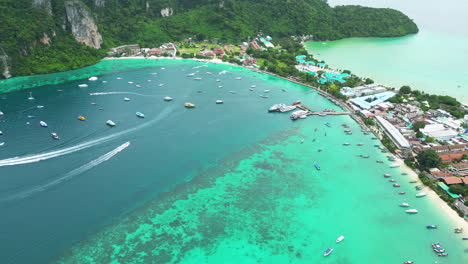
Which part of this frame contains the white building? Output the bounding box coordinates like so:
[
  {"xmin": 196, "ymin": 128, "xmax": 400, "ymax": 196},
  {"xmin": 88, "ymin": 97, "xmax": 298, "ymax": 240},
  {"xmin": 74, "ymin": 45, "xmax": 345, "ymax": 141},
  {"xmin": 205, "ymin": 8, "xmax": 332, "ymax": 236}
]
[
  {"xmin": 420, "ymin": 124, "xmax": 458, "ymax": 141},
  {"xmin": 340, "ymin": 84, "xmax": 387, "ymax": 97}
]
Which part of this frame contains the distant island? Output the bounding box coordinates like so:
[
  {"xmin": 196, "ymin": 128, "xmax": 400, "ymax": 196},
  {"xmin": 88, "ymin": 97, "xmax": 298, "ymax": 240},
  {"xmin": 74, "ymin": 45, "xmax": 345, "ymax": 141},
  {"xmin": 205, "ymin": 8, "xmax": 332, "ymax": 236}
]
[{"xmin": 0, "ymin": 0, "xmax": 418, "ymax": 78}]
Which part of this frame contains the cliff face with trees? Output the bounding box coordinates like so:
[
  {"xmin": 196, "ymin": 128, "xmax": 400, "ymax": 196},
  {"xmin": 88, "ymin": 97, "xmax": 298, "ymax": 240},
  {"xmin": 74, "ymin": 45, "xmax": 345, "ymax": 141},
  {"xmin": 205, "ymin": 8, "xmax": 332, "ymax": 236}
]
[{"xmin": 0, "ymin": 0, "xmax": 418, "ymax": 78}]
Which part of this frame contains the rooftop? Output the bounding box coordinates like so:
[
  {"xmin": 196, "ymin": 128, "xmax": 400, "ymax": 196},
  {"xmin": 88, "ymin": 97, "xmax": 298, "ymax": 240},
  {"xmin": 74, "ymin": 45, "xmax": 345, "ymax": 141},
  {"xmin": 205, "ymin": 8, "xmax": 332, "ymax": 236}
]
[
  {"xmin": 441, "ymin": 176, "xmax": 463, "ymax": 185},
  {"xmin": 350, "ymin": 91, "xmax": 397, "ymax": 109},
  {"xmin": 375, "ymin": 116, "xmax": 411, "ymax": 148}
]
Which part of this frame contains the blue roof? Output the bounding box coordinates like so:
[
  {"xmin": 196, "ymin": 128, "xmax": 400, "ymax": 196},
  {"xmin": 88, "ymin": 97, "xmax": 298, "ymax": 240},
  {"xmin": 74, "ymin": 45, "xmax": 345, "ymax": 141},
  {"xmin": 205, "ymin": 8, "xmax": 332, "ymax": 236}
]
[{"xmin": 350, "ymin": 91, "xmax": 397, "ymax": 109}]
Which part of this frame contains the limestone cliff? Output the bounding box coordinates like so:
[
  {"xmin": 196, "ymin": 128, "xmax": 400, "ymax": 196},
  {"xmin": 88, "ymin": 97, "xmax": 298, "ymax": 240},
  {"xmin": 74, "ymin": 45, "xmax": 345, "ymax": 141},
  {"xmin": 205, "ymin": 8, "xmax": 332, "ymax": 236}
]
[
  {"xmin": 31, "ymin": 0, "xmax": 52, "ymax": 15},
  {"xmin": 64, "ymin": 0, "xmax": 103, "ymax": 49},
  {"xmin": 0, "ymin": 47, "xmax": 11, "ymax": 79},
  {"xmin": 94, "ymin": 0, "xmax": 105, "ymax": 7}
]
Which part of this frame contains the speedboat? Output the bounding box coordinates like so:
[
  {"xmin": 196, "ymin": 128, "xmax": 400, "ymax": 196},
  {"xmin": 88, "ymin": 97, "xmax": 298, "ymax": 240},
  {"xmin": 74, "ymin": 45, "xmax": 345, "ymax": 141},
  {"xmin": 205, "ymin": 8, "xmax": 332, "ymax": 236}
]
[
  {"xmin": 159, "ymin": 84, "xmax": 165, "ymax": 86},
  {"xmin": 405, "ymin": 209, "xmax": 418, "ymax": 214},
  {"xmin": 124, "ymin": 97, "xmax": 131, "ymax": 101},
  {"xmin": 323, "ymin": 248, "xmax": 333, "ymax": 257},
  {"xmin": 88, "ymin": 76, "xmax": 98, "ymax": 81},
  {"xmin": 393, "ymin": 183, "xmax": 401, "ymax": 187},
  {"xmin": 462, "ymin": 237, "xmax": 468, "ymax": 240},
  {"xmin": 39, "ymin": 121, "xmax": 48, "ymax": 127},
  {"xmin": 362, "ymin": 155, "xmax": 370, "ymax": 158},
  {"xmin": 454, "ymin": 227, "xmax": 463, "ymax": 233},
  {"xmin": 136, "ymin": 112, "xmax": 145, "ymax": 118},
  {"xmin": 416, "ymin": 192, "xmax": 427, "ymax": 198},
  {"xmin": 184, "ymin": 102, "xmax": 195, "ymax": 108},
  {"xmin": 426, "ymin": 225, "xmax": 438, "ymax": 229},
  {"xmin": 336, "ymin": 235, "xmax": 344, "ymax": 243},
  {"xmin": 0, "ymin": 142, "xmax": 4, "ymax": 146},
  {"xmin": 135, "ymin": 84, "xmax": 141, "ymax": 87},
  {"xmin": 401, "ymin": 172, "xmax": 408, "ymax": 175},
  {"xmin": 400, "ymin": 203, "xmax": 410, "ymax": 207},
  {"xmin": 314, "ymin": 162, "xmax": 321, "ymax": 170},
  {"xmin": 106, "ymin": 120, "xmax": 116, "ymax": 127},
  {"xmin": 218, "ymin": 86, "xmax": 223, "ymax": 88},
  {"xmin": 206, "ymin": 72, "xmax": 212, "ymax": 75},
  {"xmin": 215, "ymin": 100, "xmax": 224, "ymax": 104},
  {"xmin": 51, "ymin": 132, "xmax": 59, "ymax": 140},
  {"xmin": 357, "ymin": 143, "xmax": 364, "ymax": 146},
  {"xmin": 384, "ymin": 174, "xmax": 391, "ymax": 177},
  {"xmin": 78, "ymin": 84, "xmax": 88, "ymax": 88},
  {"xmin": 27, "ymin": 115, "xmax": 35, "ymax": 119},
  {"xmin": 0, "ymin": 131, "xmax": 3, "ymax": 135},
  {"xmin": 78, "ymin": 116, "xmax": 86, "ymax": 121},
  {"xmin": 163, "ymin": 96, "xmax": 173, "ymax": 101}
]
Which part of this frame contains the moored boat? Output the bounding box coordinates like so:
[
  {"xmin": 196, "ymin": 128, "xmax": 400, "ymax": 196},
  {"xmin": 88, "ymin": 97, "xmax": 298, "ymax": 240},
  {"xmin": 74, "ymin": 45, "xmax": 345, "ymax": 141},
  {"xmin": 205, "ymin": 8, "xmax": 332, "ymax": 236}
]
[
  {"xmin": 184, "ymin": 102, "xmax": 195, "ymax": 108},
  {"xmin": 400, "ymin": 203, "xmax": 410, "ymax": 207},
  {"xmin": 426, "ymin": 225, "xmax": 438, "ymax": 229},
  {"xmin": 393, "ymin": 183, "xmax": 401, "ymax": 187},
  {"xmin": 124, "ymin": 97, "xmax": 131, "ymax": 101},
  {"xmin": 215, "ymin": 100, "xmax": 224, "ymax": 104},
  {"xmin": 398, "ymin": 192, "xmax": 406, "ymax": 195},
  {"xmin": 454, "ymin": 227, "xmax": 463, "ymax": 233},
  {"xmin": 390, "ymin": 164, "xmax": 400, "ymax": 168},
  {"xmin": 416, "ymin": 192, "xmax": 427, "ymax": 198},
  {"xmin": 384, "ymin": 174, "xmax": 392, "ymax": 177},
  {"xmin": 405, "ymin": 209, "xmax": 418, "ymax": 214},
  {"xmin": 403, "ymin": 261, "xmax": 413, "ymax": 264},
  {"xmin": 336, "ymin": 235, "xmax": 344, "ymax": 243},
  {"xmin": 314, "ymin": 162, "xmax": 321, "ymax": 171},
  {"xmin": 88, "ymin": 76, "xmax": 98, "ymax": 81},
  {"xmin": 342, "ymin": 143, "xmax": 350, "ymax": 146},
  {"xmin": 376, "ymin": 160, "xmax": 384, "ymax": 163},
  {"xmin": 292, "ymin": 100, "xmax": 301, "ymax": 105},
  {"xmin": 39, "ymin": 121, "xmax": 48, "ymax": 127},
  {"xmin": 78, "ymin": 116, "xmax": 86, "ymax": 121},
  {"xmin": 106, "ymin": 120, "xmax": 116, "ymax": 127},
  {"xmin": 78, "ymin": 84, "xmax": 88, "ymax": 88},
  {"xmin": 163, "ymin": 96, "xmax": 173, "ymax": 101},
  {"xmin": 136, "ymin": 112, "xmax": 145, "ymax": 118},
  {"xmin": 51, "ymin": 132, "xmax": 59, "ymax": 140},
  {"xmin": 323, "ymin": 248, "xmax": 333, "ymax": 256}
]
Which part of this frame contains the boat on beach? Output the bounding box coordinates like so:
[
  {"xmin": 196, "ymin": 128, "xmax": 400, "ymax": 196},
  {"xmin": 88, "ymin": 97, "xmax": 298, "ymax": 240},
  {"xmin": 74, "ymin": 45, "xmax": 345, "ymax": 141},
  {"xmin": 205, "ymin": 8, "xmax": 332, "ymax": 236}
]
[
  {"xmin": 336, "ymin": 235, "xmax": 344, "ymax": 243},
  {"xmin": 323, "ymin": 248, "xmax": 333, "ymax": 256},
  {"xmin": 106, "ymin": 120, "xmax": 116, "ymax": 127}
]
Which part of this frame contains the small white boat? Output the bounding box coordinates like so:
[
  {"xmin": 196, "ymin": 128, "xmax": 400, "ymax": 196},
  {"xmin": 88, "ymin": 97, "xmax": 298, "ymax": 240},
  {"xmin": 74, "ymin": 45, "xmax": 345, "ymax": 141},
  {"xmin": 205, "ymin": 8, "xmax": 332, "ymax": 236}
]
[
  {"xmin": 159, "ymin": 84, "xmax": 165, "ymax": 87},
  {"xmin": 218, "ymin": 86, "xmax": 223, "ymax": 88},
  {"xmin": 194, "ymin": 77, "xmax": 202, "ymax": 80},
  {"xmin": 136, "ymin": 112, "xmax": 145, "ymax": 118},
  {"xmin": 102, "ymin": 81, "xmax": 108, "ymax": 83},
  {"xmin": 0, "ymin": 111, "xmax": 3, "ymax": 115},
  {"xmin": 187, "ymin": 73, "xmax": 195, "ymax": 77},
  {"xmin": 229, "ymin": 91, "xmax": 236, "ymax": 94},
  {"xmin": 0, "ymin": 131, "xmax": 3, "ymax": 135},
  {"xmin": 216, "ymin": 79, "xmax": 221, "ymax": 82},
  {"xmin": 150, "ymin": 72, "xmax": 158, "ymax": 75},
  {"xmin": 106, "ymin": 120, "xmax": 116, "ymax": 127},
  {"xmin": 249, "ymin": 88, "xmax": 254, "ymax": 91},
  {"xmin": 336, "ymin": 235, "xmax": 345, "ymax": 243},
  {"xmin": 124, "ymin": 97, "xmax": 131, "ymax": 101},
  {"xmin": 264, "ymin": 90, "xmax": 270, "ymax": 93},
  {"xmin": 251, "ymin": 85, "xmax": 256, "ymax": 88},
  {"xmin": 88, "ymin": 76, "xmax": 98, "ymax": 81},
  {"xmin": 28, "ymin": 92, "xmax": 35, "ymax": 100},
  {"xmin": 235, "ymin": 77, "xmax": 242, "ymax": 80},
  {"xmin": 405, "ymin": 209, "xmax": 418, "ymax": 214},
  {"xmin": 163, "ymin": 96, "xmax": 173, "ymax": 101},
  {"xmin": 78, "ymin": 84, "xmax": 88, "ymax": 88},
  {"xmin": 259, "ymin": 95, "xmax": 269, "ymax": 98},
  {"xmin": 416, "ymin": 192, "xmax": 427, "ymax": 198},
  {"xmin": 116, "ymin": 77, "xmax": 123, "ymax": 79},
  {"xmin": 128, "ymin": 81, "xmax": 134, "ymax": 84},
  {"xmin": 51, "ymin": 132, "xmax": 59, "ymax": 140},
  {"xmin": 400, "ymin": 203, "xmax": 410, "ymax": 207},
  {"xmin": 215, "ymin": 100, "xmax": 224, "ymax": 104},
  {"xmin": 324, "ymin": 248, "xmax": 333, "ymax": 256},
  {"xmin": 206, "ymin": 72, "xmax": 212, "ymax": 75},
  {"xmin": 39, "ymin": 121, "xmax": 48, "ymax": 127},
  {"xmin": 136, "ymin": 84, "xmax": 141, "ymax": 87},
  {"xmin": 390, "ymin": 164, "xmax": 400, "ymax": 168},
  {"xmin": 160, "ymin": 67, "xmax": 165, "ymax": 70},
  {"xmin": 36, "ymin": 105, "xmax": 44, "ymax": 109},
  {"xmin": 384, "ymin": 174, "xmax": 392, "ymax": 177},
  {"xmin": 0, "ymin": 142, "xmax": 4, "ymax": 146}
]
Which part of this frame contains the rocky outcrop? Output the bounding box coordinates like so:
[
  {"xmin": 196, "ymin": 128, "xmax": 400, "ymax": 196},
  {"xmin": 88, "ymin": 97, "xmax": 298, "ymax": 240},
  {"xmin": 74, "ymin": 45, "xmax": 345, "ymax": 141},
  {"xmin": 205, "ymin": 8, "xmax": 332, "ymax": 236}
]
[
  {"xmin": 94, "ymin": 0, "xmax": 105, "ymax": 7},
  {"xmin": 40, "ymin": 33, "xmax": 52, "ymax": 45},
  {"xmin": 64, "ymin": 0, "xmax": 103, "ymax": 49},
  {"xmin": 160, "ymin": 8, "xmax": 173, "ymax": 17},
  {"xmin": 0, "ymin": 49, "xmax": 11, "ymax": 79},
  {"xmin": 32, "ymin": 0, "xmax": 52, "ymax": 15}
]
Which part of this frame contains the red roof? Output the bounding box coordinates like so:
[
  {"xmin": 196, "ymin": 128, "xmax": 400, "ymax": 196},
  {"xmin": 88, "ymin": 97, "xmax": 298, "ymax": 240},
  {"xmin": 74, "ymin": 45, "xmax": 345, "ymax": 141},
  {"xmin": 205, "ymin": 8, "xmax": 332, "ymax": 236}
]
[
  {"xmin": 441, "ymin": 176, "xmax": 463, "ymax": 185},
  {"xmin": 440, "ymin": 153, "xmax": 464, "ymax": 163}
]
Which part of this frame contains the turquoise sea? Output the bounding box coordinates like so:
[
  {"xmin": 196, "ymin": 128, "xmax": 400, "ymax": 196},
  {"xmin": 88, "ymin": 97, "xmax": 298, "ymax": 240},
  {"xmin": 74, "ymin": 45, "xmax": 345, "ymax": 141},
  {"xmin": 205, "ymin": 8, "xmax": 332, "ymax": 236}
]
[
  {"xmin": 306, "ymin": 0, "xmax": 468, "ymax": 104},
  {"xmin": 0, "ymin": 59, "xmax": 466, "ymax": 263}
]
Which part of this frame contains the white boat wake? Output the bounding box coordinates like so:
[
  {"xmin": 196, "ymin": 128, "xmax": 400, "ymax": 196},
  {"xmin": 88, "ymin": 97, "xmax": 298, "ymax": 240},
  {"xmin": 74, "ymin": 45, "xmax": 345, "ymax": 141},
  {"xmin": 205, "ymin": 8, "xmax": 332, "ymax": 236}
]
[
  {"xmin": 0, "ymin": 142, "xmax": 130, "ymax": 202},
  {"xmin": 0, "ymin": 106, "xmax": 173, "ymax": 167},
  {"xmin": 89, "ymin": 92, "xmax": 156, "ymax": 98}
]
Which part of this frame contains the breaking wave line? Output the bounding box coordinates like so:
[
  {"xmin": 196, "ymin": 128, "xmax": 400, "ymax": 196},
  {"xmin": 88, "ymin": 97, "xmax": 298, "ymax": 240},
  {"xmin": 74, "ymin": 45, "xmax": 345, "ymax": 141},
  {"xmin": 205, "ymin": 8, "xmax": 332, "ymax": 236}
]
[{"xmin": 0, "ymin": 142, "xmax": 130, "ymax": 202}]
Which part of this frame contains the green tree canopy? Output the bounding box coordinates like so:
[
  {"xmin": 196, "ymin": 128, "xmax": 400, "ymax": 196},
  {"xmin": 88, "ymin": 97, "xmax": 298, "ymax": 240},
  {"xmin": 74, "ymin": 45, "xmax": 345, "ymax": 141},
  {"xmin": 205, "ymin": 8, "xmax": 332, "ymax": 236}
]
[
  {"xmin": 399, "ymin": 85, "xmax": 411, "ymax": 94},
  {"xmin": 417, "ymin": 149, "xmax": 441, "ymax": 170},
  {"xmin": 412, "ymin": 121, "xmax": 426, "ymax": 132}
]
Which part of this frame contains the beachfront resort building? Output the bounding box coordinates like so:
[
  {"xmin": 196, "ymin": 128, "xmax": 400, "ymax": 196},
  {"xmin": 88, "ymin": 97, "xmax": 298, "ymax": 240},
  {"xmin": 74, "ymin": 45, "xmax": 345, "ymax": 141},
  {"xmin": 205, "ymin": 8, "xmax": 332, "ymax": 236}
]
[
  {"xmin": 350, "ymin": 91, "xmax": 396, "ymax": 110},
  {"xmin": 340, "ymin": 84, "xmax": 387, "ymax": 98},
  {"xmin": 375, "ymin": 115, "xmax": 411, "ymax": 157}
]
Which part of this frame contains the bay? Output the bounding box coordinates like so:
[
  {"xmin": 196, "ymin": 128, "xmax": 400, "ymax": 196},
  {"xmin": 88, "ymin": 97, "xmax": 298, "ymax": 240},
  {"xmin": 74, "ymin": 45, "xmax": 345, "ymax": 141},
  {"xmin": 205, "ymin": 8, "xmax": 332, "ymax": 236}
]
[
  {"xmin": 306, "ymin": 0, "xmax": 468, "ymax": 104},
  {"xmin": 0, "ymin": 59, "xmax": 466, "ymax": 263}
]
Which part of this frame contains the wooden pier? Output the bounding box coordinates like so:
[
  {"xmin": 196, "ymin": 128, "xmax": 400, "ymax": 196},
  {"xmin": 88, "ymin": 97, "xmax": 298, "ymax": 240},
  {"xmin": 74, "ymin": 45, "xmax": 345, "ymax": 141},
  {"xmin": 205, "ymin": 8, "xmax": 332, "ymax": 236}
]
[{"xmin": 295, "ymin": 104, "xmax": 350, "ymax": 116}]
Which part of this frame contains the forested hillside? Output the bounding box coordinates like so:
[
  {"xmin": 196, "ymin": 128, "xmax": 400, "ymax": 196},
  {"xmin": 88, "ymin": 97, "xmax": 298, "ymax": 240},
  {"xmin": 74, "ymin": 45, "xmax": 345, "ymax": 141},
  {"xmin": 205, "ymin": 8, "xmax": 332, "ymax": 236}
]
[{"xmin": 0, "ymin": 0, "xmax": 418, "ymax": 78}]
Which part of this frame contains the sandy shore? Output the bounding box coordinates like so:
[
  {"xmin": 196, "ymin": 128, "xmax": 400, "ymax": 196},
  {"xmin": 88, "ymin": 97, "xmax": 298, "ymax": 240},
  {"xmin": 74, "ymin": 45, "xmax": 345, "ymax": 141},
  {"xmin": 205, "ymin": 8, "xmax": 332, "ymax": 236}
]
[{"xmin": 394, "ymin": 157, "xmax": 468, "ymax": 230}]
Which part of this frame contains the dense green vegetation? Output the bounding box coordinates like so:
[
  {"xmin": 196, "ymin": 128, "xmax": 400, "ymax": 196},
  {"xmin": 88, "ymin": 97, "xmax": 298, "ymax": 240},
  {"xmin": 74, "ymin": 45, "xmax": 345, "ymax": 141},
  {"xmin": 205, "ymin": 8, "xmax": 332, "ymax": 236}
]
[
  {"xmin": 0, "ymin": 0, "xmax": 418, "ymax": 78},
  {"xmin": 416, "ymin": 149, "xmax": 442, "ymax": 170}
]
